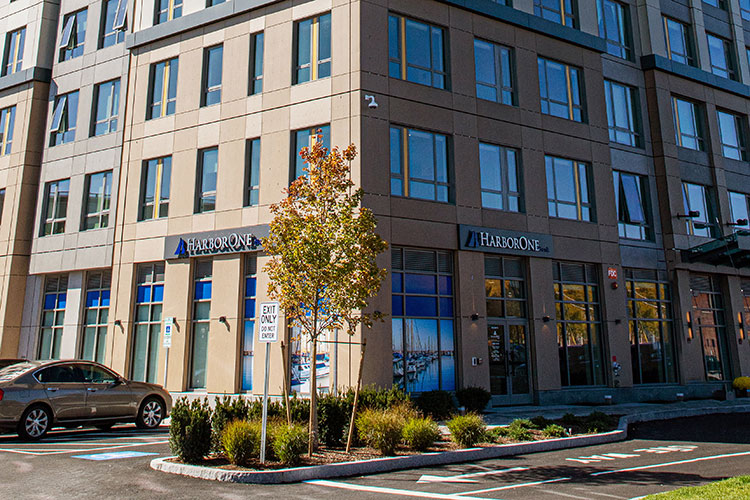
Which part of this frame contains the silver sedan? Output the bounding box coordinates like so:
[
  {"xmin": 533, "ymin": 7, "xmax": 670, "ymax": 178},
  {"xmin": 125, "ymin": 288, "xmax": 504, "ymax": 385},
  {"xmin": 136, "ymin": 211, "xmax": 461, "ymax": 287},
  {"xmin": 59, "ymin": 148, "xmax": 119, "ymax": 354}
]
[{"xmin": 0, "ymin": 360, "xmax": 172, "ymax": 440}]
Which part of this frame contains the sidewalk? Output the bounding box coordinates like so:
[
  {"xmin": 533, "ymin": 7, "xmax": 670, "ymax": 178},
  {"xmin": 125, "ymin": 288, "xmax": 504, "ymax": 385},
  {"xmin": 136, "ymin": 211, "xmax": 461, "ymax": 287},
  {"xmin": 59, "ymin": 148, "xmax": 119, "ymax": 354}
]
[{"xmin": 483, "ymin": 398, "xmax": 750, "ymax": 425}]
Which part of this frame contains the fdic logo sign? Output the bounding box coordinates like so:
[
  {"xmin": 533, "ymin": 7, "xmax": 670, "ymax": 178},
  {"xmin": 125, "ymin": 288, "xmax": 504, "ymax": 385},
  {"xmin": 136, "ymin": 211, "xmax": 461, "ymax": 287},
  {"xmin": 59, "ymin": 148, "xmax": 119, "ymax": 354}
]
[{"xmin": 459, "ymin": 225, "xmax": 553, "ymax": 257}]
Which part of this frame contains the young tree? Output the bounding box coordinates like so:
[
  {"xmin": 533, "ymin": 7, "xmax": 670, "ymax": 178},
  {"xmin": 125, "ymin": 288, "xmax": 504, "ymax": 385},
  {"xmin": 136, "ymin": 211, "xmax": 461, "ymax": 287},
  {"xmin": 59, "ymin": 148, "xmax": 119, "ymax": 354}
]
[{"xmin": 263, "ymin": 136, "xmax": 387, "ymax": 455}]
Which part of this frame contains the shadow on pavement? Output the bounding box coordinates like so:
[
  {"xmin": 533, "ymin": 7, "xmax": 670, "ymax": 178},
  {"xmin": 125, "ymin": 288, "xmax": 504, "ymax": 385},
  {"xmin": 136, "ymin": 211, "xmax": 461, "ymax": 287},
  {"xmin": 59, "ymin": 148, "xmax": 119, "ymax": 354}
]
[{"xmin": 629, "ymin": 414, "xmax": 750, "ymax": 444}]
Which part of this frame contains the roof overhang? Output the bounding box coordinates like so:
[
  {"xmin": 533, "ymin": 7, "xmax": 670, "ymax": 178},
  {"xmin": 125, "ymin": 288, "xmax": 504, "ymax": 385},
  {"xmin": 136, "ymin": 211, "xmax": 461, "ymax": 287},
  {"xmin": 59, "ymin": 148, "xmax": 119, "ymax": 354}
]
[{"xmin": 682, "ymin": 230, "xmax": 750, "ymax": 267}]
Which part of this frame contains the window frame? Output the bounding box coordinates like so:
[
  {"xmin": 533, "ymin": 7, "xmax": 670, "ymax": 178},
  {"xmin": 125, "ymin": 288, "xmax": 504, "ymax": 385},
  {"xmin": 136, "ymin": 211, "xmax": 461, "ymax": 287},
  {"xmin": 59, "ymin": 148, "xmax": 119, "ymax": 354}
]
[
  {"xmin": 82, "ymin": 170, "xmax": 112, "ymax": 231},
  {"xmin": 99, "ymin": 0, "xmax": 126, "ymax": 48},
  {"xmin": 38, "ymin": 276, "xmax": 68, "ymax": 360},
  {"xmin": 91, "ymin": 79, "xmax": 120, "ymax": 136},
  {"xmin": 245, "ymin": 138, "xmax": 261, "ymax": 207},
  {"xmin": 706, "ymin": 32, "xmax": 738, "ymax": 81},
  {"xmin": 140, "ymin": 156, "xmax": 171, "ymax": 221},
  {"xmin": 195, "ymin": 147, "xmax": 218, "ymax": 214},
  {"xmin": 201, "ymin": 44, "xmax": 223, "ymax": 107},
  {"xmin": 154, "ymin": 0, "xmax": 182, "ymax": 25},
  {"xmin": 728, "ymin": 191, "xmax": 750, "ymax": 230},
  {"xmin": 534, "ymin": 0, "xmax": 578, "ymax": 27},
  {"xmin": 59, "ymin": 9, "xmax": 87, "ymax": 62},
  {"xmin": 538, "ymin": 57, "xmax": 585, "ymax": 122},
  {"xmin": 716, "ymin": 109, "xmax": 747, "ymax": 161},
  {"xmin": 189, "ymin": 259, "xmax": 212, "ymax": 390},
  {"xmin": 41, "ymin": 179, "xmax": 70, "ymax": 236},
  {"xmin": 613, "ymin": 170, "xmax": 652, "ymax": 240},
  {"xmin": 473, "ymin": 38, "xmax": 515, "ymax": 105},
  {"xmin": 388, "ymin": 13, "xmax": 448, "ymax": 90},
  {"xmin": 80, "ymin": 271, "xmax": 111, "ymax": 363},
  {"xmin": 291, "ymin": 125, "xmax": 330, "ymax": 182},
  {"xmin": 663, "ymin": 17, "xmax": 697, "ymax": 66},
  {"xmin": 147, "ymin": 57, "xmax": 178, "ymax": 120},
  {"xmin": 479, "ymin": 142, "xmax": 522, "ymax": 212},
  {"xmin": 293, "ymin": 13, "xmax": 331, "ymax": 85},
  {"xmin": 682, "ymin": 181, "xmax": 716, "ymax": 237},
  {"xmin": 545, "ymin": 155, "xmax": 594, "ymax": 222},
  {"xmin": 672, "ymin": 96, "xmax": 705, "ymax": 151},
  {"xmin": 50, "ymin": 91, "xmax": 79, "ymax": 146},
  {"xmin": 604, "ymin": 79, "xmax": 641, "ymax": 147},
  {"xmin": 249, "ymin": 32, "xmax": 264, "ymax": 95},
  {"xmin": 390, "ymin": 125, "xmax": 452, "ymax": 203},
  {"xmin": 0, "ymin": 106, "xmax": 15, "ymax": 156},
  {"xmin": 3, "ymin": 27, "xmax": 25, "ymax": 76},
  {"xmin": 597, "ymin": 0, "xmax": 632, "ymax": 60}
]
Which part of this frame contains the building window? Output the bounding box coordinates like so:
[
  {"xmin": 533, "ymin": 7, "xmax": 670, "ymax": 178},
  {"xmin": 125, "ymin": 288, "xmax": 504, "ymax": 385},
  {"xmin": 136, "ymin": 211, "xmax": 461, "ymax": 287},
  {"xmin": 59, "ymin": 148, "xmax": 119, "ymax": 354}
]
[
  {"xmin": 534, "ymin": 0, "xmax": 577, "ymax": 27},
  {"xmin": 59, "ymin": 9, "xmax": 87, "ymax": 62},
  {"xmin": 672, "ymin": 96, "xmax": 704, "ymax": 151},
  {"xmin": 613, "ymin": 171, "xmax": 651, "ymax": 240},
  {"xmin": 663, "ymin": 17, "xmax": 696, "ymax": 66},
  {"xmin": 83, "ymin": 171, "xmax": 112, "ymax": 230},
  {"xmin": 0, "ymin": 106, "xmax": 15, "ymax": 155},
  {"xmin": 41, "ymin": 179, "xmax": 70, "ymax": 236},
  {"xmin": 742, "ymin": 0, "xmax": 750, "ymax": 21},
  {"xmin": 706, "ymin": 33, "xmax": 737, "ymax": 80},
  {"xmin": 728, "ymin": 191, "xmax": 750, "ymax": 230},
  {"xmin": 554, "ymin": 262, "xmax": 603, "ymax": 386},
  {"xmin": 392, "ymin": 248, "xmax": 455, "ymax": 393},
  {"xmin": 485, "ymin": 256, "xmax": 526, "ymax": 319},
  {"xmin": 682, "ymin": 182, "xmax": 715, "ymax": 237},
  {"xmin": 147, "ymin": 58, "xmax": 178, "ymax": 119},
  {"xmin": 538, "ymin": 58, "xmax": 584, "ymax": 122},
  {"xmin": 81, "ymin": 271, "xmax": 111, "ymax": 363},
  {"xmin": 626, "ymin": 269, "xmax": 676, "ymax": 384},
  {"xmin": 292, "ymin": 125, "xmax": 330, "ymax": 181},
  {"xmin": 132, "ymin": 263, "xmax": 164, "ymax": 383},
  {"xmin": 241, "ymin": 256, "xmax": 256, "ymax": 392},
  {"xmin": 474, "ymin": 39, "xmax": 514, "ymax": 105},
  {"xmin": 3, "ymin": 27, "xmax": 25, "ymax": 75},
  {"xmin": 597, "ymin": 0, "xmax": 631, "ymax": 60},
  {"xmin": 154, "ymin": 0, "xmax": 182, "ymax": 25},
  {"xmin": 50, "ymin": 91, "xmax": 79, "ymax": 146},
  {"xmin": 201, "ymin": 45, "xmax": 222, "ymax": 107},
  {"xmin": 207, "ymin": 0, "xmax": 225, "ymax": 6},
  {"xmin": 294, "ymin": 13, "xmax": 331, "ymax": 84},
  {"xmin": 390, "ymin": 126, "xmax": 450, "ymax": 203},
  {"xmin": 545, "ymin": 156, "xmax": 592, "ymax": 221},
  {"xmin": 249, "ymin": 32, "xmax": 264, "ymax": 95},
  {"xmin": 38, "ymin": 275, "xmax": 68, "ymax": 360},
  {"xmin": 389, "ymin": 14, "xmax": 447, "ymax": 89},
  {"xmin": 190, "ymin": 259, "xmax": 212, "ymax": 390},
  {"xmin": 196, "ymin": 147, "xmax": 218, "ymax": 213},
  {"xmin": 140, "ymin": 156, "xmax": 171, "ymax": 220},
  {"xmin": 479, "ymin": 143, "xmax": 521, "ymax": 212},
  {"xmin": 704, "ymin": 0, "xmax": 726, "ymax": 10},
  {"xmin": 717, "ymin": 110, "xmax": 747, "ymax": 160},
  {"xmin": 0, "ymin": 188, "xmax": 5, "ymax": 223},
  {"xmin": 92, "ymin": 79, "xmax": 120, "ymax": 136},
  {"xmin": 100, "ymin": 0, "xmax": 126, "ymax": 48},
  {"xmin": 245, "ymin": 138, "xmax": 260, "ymax": 206},
  {"xmin": 604, "ymin": 80, "xmax": 640, "ymax": 147},
  {"xmin": 690, "ymin": 274, "xmax": 729, "ymax": 381}
]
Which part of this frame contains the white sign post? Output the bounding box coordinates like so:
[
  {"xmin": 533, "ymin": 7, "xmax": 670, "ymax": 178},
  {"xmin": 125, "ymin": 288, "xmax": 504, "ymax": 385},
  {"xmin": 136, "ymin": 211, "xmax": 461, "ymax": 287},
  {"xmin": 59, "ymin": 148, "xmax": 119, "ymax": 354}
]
[
  {"xmin": 162, "ymin": 318, "xmax": 174, "ymax": 387},
  {"xmin": 258, "ymin": 302, "xmax": 279, "ymax": 465}
]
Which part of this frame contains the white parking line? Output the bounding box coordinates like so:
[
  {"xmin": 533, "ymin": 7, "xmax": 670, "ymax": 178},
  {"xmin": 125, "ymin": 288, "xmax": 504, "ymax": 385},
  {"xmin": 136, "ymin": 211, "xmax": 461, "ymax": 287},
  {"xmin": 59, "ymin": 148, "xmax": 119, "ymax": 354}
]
[
  {"xmin": 590, "ymin": 451, "xmax": 750, "ymax": 476},
  {"xmin": 0, "ymin": 440, "xmax": 169, "ymax": 456},
  {"xmin": 456, "ymin": 477, "xmax": 572, "ymax": 496},
  {"xmin": 304, "ymin": 480, "xmax": 491, "ymax": 500}
]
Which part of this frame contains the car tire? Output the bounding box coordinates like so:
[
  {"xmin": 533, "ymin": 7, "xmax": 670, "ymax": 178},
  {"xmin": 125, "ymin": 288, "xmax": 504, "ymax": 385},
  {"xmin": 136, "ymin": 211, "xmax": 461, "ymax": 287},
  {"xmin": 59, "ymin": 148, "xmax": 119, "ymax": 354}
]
[
  {"xmin": 136, "ymin": 397, "xmax": 164, "ymax": 429},
  {"xmin": 18, "ymin": 405, "xmax": 52, "ymax": 441}
]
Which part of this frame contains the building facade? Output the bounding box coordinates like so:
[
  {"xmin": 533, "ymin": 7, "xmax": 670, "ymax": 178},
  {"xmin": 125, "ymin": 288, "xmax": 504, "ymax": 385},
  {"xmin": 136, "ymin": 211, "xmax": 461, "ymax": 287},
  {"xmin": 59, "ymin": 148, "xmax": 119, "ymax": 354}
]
[{"xmin": 2, "ymin": 0, "xmax": 750, "ymax": 405}]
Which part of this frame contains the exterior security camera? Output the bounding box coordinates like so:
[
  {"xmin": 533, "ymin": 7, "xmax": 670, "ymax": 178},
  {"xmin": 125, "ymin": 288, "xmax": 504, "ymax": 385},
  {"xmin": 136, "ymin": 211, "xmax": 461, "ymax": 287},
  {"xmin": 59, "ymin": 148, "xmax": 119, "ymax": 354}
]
[{"xmin": 364, "ymin": 94, "xmax": 378, "ymax": 109}]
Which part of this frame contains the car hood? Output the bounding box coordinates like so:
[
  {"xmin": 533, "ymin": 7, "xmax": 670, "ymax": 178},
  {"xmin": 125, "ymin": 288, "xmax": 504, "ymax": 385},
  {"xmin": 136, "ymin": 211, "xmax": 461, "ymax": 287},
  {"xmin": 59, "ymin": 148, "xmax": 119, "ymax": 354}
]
[{"xmin": 127, "ymin": 380, "xmax": 167, "ymax": 393}]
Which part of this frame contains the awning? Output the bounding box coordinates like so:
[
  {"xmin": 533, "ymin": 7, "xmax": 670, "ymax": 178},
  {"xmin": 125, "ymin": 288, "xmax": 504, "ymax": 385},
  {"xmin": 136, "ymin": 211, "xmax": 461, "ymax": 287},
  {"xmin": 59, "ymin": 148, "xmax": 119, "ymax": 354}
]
[{"xmin": 682, "ymin": 230, "xmax": 750, "ymax": 267}]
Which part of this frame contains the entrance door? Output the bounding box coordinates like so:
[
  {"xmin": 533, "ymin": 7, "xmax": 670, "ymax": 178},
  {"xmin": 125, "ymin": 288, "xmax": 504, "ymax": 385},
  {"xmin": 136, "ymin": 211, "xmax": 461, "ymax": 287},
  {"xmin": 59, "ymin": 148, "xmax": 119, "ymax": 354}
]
[
  {"xmin": 488, "ymin": 322, "xmax": 531, "ymax": 405},
  {"xmin": 241, "ymin": 319, "xmax": 254, "ymax": 391}
]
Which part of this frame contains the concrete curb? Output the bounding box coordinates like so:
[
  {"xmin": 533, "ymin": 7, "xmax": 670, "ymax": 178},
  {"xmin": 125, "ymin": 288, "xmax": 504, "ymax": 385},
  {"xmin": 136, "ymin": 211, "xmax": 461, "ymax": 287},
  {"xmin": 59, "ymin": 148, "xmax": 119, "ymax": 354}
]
[{"xmin": 150, "ymin": 403, "xmax": 750, "ymax": 484}]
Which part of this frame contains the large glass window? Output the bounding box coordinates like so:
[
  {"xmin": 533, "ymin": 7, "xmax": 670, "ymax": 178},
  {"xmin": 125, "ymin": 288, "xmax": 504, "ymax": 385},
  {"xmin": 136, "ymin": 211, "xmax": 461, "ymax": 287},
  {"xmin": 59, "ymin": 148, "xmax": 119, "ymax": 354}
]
[
  {"xmin": 249, "ymin": 32, "xmax": 264, "ymax": 95},
  {"xmin": 292, "ymin": 125, "xmax": 330, "ymax": 180},
  {"xmin": 0, "ymin": 106, "xmax": 15, "ymax": 155},
  {"xmin": 0, "ymin": 189, "xmax": 5, "ymax": 223},
  {"xmin": 196, "ymin": 147, "xmax": 218, "ymax": 213},
  {"xmin": 742, "ymin": 0, "xmax": 750, "ymax": 21},
  {"xmin": 295, "ymin": 13, "xmax": 331, "ymax": 84},
  {"xmin": 50, "ymin": 91, "xmax": 79, "ymax": 146},
  {"xmin": 241, "ymin": 256, "xmax": 256, "ymax": 392},
  {"xmin": 663, "ymin": 17, "xmax": 696, "ymax": 66},
  {"xmin": 538, "ymin": 58, "xmax": 584, "ymax": 122},
  {"xmin": 682, "ymin": 182, "xmax": 715, "ymax": 237},
  {"xmin": 140, "ymin": 156, "xmax": 171, "ymax": 220},
  {"xmin": 479, "ymin": 143, "xmax": 521, "ymax": 212},
  {"xmin": 41, "ymin": 179, "xmax": 70, "ymax": 236},
  {"xmin": 3, "ymin": 27, "xmax": 25, "ymax": 75},
  {"xmin": 597, "ymin": 0, "xmax": 631, "ymax": 60},
  {"xmin": 59, "ymin": 9, "xmax": 87, "ymax": 62},
  {"xmin": 148, "ymin": 58, "xmax": 178, "ymax": 119},
  {"xmin": 390, "ymin": 126, "xmax": 450, "ymax": 203},
  {"xmin": 201, "ymin": 45, "xmax": 222, "ymax": 107},
  {"xmin": 716, "ymin": 110, "xmax": 747, "ymax": 160},
  {"xmin": 80, "ymin": 271, "xmax": 110, "ymax": 364},
  {"xmin": 604, "ymin": 80, "xmax": 640, "ymax": 147},
  {"xmin": 707, "ymin": 33, "xmax": 737, "ymax": 81},
  {"xmin": 131, "ymin": 263, "xmax": 164, "ymax": 383},
  {"xmin": 100, "ymin": 0, "xmax": 126, "ymax": 48},
  {"xmin": 154, "ymin": 0, "xmax": 182, "ymax": 24},
  {"xmin": 554, "ymin": 262, "xmax": 603, "ymax": 386},
  {"xmin": 534, "ymin": 0, "xmax": 577, "ymax": 27},
  {"xmin": 392, "ymin": 248, "xmax": 455, "ymax": 393},
  {"xmin": 485, "ymin": 257, "xmax": 526, "ymax": 320},
  {"xmin": 83, "ymin": 171, "xmax": 112, "ymax": 230},
  {"xmin": 474, "ymin": 39, "xmax": 514, "ymax": 105},
  {"xmin": 38, "ymin": 275, "xmax": 68, "ymax": 360},
  {"xmin": 245, "ymin": 138, "xmax": 260, "ymax": 206},
  {"xmin": 690, "ymin": 274, "xmax": 729, "ymax": 381},
  {"xmin": 190, "ymin": 260, "xmax": 212, "ymax": 390},
  {"xmin": 626, "ymin": 269, "xmax": 676, "ymax": 384},
  {"xmin": 389, "ymin": 14, "xmax": 447, "ymax": 89},
  {"xmin": 672, "ymin": 96, "xmax": 704, "ymax": 151},
  {"xmin": 92, "ymin": 79, "xmax": 120, "ymax": 136},
  {"xmin": 728, "ymin": 191, "xmax": 750, "ymax": 230},
  {"xmin": 613, "ymin": 171, "xmax": 651, "ymax": 240},
  {"xmin": 546, "ymin": 156, "xmax": 592, "ymax": 221}
]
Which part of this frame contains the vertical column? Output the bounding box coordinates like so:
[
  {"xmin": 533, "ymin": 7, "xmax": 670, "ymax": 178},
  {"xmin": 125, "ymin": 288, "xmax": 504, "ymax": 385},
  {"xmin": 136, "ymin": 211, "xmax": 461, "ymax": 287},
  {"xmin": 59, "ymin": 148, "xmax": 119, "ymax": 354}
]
[
  {"xmin": 456, "ymin": 250, "xmax": 489, "ymax": 390},
  {"xmin": 528, "ymin": 258, "xmax": 561, "ymax": 393},
  {"xmin": 59, "ymin": 271, "xmax": 83, "ymax": 359},
  {"xmin": 164, "ymin": 259, "xmax": 191, "ymax": 392},
  {"xmin": 206, "ymin": 254, "xmax": 241, "ymax": 393}
]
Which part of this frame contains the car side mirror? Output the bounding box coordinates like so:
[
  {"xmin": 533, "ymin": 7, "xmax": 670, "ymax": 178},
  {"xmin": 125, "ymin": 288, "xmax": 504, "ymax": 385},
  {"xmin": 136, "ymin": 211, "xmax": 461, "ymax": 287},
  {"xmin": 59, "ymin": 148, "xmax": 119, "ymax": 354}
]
[{"xmin": 113, "ymin": 377, "xmax": 124, "ymax": 385}]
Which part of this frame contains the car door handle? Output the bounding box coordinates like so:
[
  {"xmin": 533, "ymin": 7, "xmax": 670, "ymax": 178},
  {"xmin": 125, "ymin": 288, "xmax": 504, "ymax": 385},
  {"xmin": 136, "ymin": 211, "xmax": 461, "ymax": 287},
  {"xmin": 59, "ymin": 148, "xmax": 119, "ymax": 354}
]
[
  {"xmin": 87, "ymin": 388, "xmax": 98, "ymax": 392},
  {"xmin": 46, "ymin": 387, "xmax": 58, "ymax": 392}
]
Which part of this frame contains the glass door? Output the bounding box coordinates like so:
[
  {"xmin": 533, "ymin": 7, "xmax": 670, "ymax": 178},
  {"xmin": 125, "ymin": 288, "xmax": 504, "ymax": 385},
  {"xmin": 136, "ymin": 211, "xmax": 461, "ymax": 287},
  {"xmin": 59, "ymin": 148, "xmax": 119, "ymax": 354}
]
[{"xmin": 487, "ymin": 322, "xmax": 531, "ymax": 405}]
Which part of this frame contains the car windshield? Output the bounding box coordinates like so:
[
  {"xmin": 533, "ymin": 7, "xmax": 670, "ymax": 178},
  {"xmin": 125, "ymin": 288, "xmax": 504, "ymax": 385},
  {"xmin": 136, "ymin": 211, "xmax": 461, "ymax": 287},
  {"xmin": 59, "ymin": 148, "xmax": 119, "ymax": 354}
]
[{"xmin": 0, "ymin": 363, "xmax": 33, "ymax": 383}]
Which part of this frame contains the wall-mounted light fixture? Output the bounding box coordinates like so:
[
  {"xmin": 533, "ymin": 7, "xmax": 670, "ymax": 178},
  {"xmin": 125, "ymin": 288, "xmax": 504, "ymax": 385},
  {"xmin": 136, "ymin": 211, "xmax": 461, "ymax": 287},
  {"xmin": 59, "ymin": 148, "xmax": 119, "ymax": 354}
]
[
  {"xmin": 219, "ymin": 316, "xmax": 228, "ymax": 325},
  {"xmin": 542, "ymin": 315, "xmax": 551, "ymax": 322},
  {"xmin": 686, "ymin": 311, "xmax": 693, "ymax": 342},
  {"xmin": 738, "ymin": 312, "xmax": 745, "ymax": 343},
  {"xmin": 675, "ymin": 210, "xmax": 701, "ymax": 219},
  {"xmin": 470, "ymin": 313, "xmax": 479, "ymax": 321},
  {"xmin": 727, "ymin": 218, "xmax": 749, "ymax": 227},
  {"xmin": 114, "ymin": 319, "xmax": 122, "ymax": 327}
]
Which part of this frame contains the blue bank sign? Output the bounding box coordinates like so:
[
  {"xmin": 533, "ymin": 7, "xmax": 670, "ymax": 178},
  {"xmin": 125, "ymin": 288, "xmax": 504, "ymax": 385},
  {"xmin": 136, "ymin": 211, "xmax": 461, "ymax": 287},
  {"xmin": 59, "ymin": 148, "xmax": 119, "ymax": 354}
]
[
  {"xmin": 459, "ymin": 225, "xmax": 553, "ymax": 257},
  {"xmin": 164, "ymin": 225, "xmax": 270, "ymax": 259}
]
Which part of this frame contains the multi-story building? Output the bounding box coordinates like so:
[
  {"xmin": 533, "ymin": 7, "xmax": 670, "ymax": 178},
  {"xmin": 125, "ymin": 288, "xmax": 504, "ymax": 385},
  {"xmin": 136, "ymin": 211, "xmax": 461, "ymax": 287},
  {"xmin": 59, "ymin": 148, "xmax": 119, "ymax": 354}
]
[{"xmin": 5, "ymin": 0, "xmax": 750, "ymax": 406}]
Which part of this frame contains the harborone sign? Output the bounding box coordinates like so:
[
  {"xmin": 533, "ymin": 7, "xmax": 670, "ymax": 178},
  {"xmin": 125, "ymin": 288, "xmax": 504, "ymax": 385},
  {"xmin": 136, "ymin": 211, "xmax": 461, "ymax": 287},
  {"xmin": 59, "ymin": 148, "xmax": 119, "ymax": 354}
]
[
  {"xmin": 459, "ymin": 225, "xmax": 553, "ymax": 257},
  {"xmin": 164, "ymin": 225, "xmax": 270, "ymax": 259}
]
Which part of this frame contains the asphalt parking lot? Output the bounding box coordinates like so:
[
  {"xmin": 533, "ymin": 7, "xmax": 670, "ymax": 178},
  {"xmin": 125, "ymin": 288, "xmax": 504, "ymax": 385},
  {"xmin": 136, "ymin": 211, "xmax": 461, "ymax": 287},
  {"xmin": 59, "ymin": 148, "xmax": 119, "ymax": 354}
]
[{"xmin": 0, "ymin": 413, "xmax": 748, "ymax": 499}]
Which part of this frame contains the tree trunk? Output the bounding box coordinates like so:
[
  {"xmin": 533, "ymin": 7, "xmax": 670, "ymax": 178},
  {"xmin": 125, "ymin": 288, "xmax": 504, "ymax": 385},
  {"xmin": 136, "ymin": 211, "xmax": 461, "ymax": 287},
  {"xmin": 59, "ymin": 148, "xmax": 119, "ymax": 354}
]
[
  {"xmin": 308, "ymin": 334, "xmax": 318, "ymax": 456},
  {"xmin": 280, "ymin": 341, "xmax": 291, "ymax": 426},
  {"xmin": 346, "ymin": 339, "xmax": 366, "ymax": 454}
]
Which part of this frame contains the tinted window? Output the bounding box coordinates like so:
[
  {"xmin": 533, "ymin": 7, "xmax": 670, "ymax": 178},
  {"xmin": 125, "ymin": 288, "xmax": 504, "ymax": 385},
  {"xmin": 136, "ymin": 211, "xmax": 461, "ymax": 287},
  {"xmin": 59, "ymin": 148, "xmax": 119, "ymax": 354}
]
[
  {"xmin": 78, "ymin": 364, "xmax": 118, "ymax": 383},
  {"xmin": 0, "ymin": 363, "xmax": 33, "ymax": 382},
  {"xmin": 36, "ymin": 364, "xmax": 83, "ymax": 383}
]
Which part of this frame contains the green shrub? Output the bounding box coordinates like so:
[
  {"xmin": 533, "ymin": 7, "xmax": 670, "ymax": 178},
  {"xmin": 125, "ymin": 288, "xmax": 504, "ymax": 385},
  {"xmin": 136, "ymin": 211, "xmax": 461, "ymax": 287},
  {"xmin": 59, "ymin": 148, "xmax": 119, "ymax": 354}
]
[
  {"xmin": 212, "ymin": 396, "xmax": 249, "ymax": 452},
  {"xmin": 169, "ymin": 397, "xmax": 212, "ymax": 464},
  {"xmin": 247, "ymin": 399, "xmax": 284, "ymax": 421},
  {"xmin": 560, "ymin": 412, "xmax": 581, "ymax": 427},
  {"xmin": 402, "ymin": 417, "xmax": 440, "ymax": 451},
  {"xmin": 541, "ymin": 424, "xmax": 568, "ymax": 439},
  {"xmin": 222, "ymin": 420, "xmax": 258, "ymax": 466},
  {"xmin": 485, "ymin": 426, "xmax": 509, "ymax": 442},
  {"xmin": 585, "ymin": 411, "xmax": 615, "ymax": 433},
  {"xmin": 356, "ymin": 408, "xmax": 406, "ymax": 455},
  {"xmin": 447, "ymin": 413, "xmax": 486, "ymax": 448},
  {"xmin": 318, "ymin": 393, "xmax": 352, "ymax": 447},
  {"xmin": 456, "ymin": 387, "xmax": 491, "ymax": 413},
  {"xmin": 273, "ymin": 424, "xmax": 308, "ymax": 465},
  {"xmin": 509, "ymin": 418, "xmax": 536, "ymax": 430},
  {"xmin": 415, "ymin": 391, "xmax": 456, "ymax": 420},
  {"xmin": 530, "ymin": 415, "xmax": 552, "ymax": 429},
  {"xmin": 733, "ymin": 376, "xmax": 750, "ymax": 391},
  {"xmin": 354, "ymin": 385, "xmax": 411, "ymax": 411}
]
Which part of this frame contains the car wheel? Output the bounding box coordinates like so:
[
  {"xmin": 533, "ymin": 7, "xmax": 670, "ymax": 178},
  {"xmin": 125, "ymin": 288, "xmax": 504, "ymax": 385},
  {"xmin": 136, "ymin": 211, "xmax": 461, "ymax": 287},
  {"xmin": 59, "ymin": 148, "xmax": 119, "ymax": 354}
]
[
  {"xmin": 136, "ymin": 397, "xmax": 163, "ymax": 429},
  {"xmin": 18, "ymin": 405, "xmax": 52, "ymax": 441}
]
